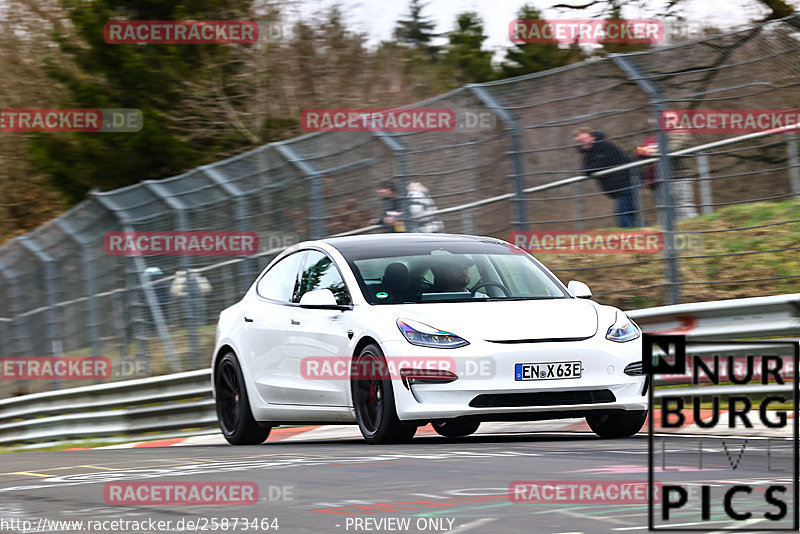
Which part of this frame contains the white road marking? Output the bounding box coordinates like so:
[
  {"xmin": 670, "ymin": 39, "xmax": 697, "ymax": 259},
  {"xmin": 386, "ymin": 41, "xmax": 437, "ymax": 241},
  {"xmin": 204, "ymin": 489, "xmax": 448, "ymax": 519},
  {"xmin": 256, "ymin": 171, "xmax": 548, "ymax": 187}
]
[
  {"xmin": 452, "ymin": 518, "xmax": 496, "ymax": 532},
  {"xmin": 613, "ymin": 518, "xmax": 766, "ymax": 530},
  {"xmin": 556, "ymin": 509, "xmax": 628, "ymax": 525}
]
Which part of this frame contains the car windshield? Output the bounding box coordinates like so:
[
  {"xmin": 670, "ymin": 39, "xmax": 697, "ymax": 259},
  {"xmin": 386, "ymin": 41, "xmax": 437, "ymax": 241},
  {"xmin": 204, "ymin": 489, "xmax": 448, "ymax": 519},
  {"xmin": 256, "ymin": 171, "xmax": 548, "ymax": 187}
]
[{"xmin": 341, "ymin": 240, "xmax": 569, "ymax": 304}]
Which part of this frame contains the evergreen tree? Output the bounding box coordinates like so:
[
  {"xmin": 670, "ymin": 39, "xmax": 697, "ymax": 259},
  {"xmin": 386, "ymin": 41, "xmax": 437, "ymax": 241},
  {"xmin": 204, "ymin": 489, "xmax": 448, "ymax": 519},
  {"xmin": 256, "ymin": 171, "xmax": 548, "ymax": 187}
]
[
  {"xmin": 394, "ymin": 0, "xmax": 439, "ymax": 60},
  {"xmin": 600, "ymin": 4, "xmax": 653, "ymax": 54},
  {"xmin": 501, "ymin": 4, "xmax": 583, "ymax": 79},
  {"xmin": 445, "ymin": 12, "xmax": 494, "ymax": 84},
  {"xmin": 30, "ymin": 0, "xmax": 254, "ymax": 202}
]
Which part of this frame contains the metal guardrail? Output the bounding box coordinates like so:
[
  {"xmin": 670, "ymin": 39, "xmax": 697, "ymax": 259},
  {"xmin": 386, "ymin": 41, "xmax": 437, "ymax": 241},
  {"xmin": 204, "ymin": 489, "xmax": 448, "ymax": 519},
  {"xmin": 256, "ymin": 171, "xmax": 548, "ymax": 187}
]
[
  {"xmin": 632, "ymin": 294, "xmax": 800, "ymax": 398},
  {"xmin": 629, "ymin": 293, "xmax": 800, "ymax": 340},
  {"xmin": 0, "ymin": 369, "xmax": 214, "ymax": 445},
  {"xmin": 0, "ymin": 294, "xmax": 797, "ymax": 446}
]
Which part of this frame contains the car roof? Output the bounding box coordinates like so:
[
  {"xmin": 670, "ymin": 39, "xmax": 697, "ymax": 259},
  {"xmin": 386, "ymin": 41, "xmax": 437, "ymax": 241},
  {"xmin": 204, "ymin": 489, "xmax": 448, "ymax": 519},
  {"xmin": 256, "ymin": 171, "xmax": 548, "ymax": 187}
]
[{"xmin": 320, "ymin": 233, "xmax": 507, "ymax": 256}]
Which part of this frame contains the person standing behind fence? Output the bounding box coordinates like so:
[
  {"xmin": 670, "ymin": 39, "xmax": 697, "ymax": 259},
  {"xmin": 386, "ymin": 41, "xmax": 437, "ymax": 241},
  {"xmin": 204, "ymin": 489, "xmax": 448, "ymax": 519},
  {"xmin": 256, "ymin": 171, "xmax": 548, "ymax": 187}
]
[
  {"xmin": 171, "ymin": 268, "xmax": 213, "ymax": 326},
  {"xmin": 406, "ymin": 182, "xmax": 444, "ymax": 233},
  {"xmin": 635, "ymin": 113, "xmax": 698, "ymax": 221},
  {"xmin": 170, "ymin": 269, "xmax": 212, "ymax": 299},
  {"xmin": 143, "ymin": 266, "xmax": 169, "ymax": 336},
  {"xmin": 662, "ymin": 111, "xmax": 698, "ymax": 221},
  {"xmin": 633, "ymin": 118, "xmax": 659, "ymax": 191},
  {"xmin": 371, "ymin": 180, "xmax": 405, "ymax": 232},
  {"xmin": 573, "ymin": 128, "xmax": 639, "ymax": 228}
]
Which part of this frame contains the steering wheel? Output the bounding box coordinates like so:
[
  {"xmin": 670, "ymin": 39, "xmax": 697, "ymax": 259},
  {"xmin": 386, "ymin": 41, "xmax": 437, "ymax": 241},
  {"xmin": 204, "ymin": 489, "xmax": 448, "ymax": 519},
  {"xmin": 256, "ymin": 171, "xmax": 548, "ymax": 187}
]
[{"xmin": 469, "ymin": 281, "xmax": 511, "ymax": 297}]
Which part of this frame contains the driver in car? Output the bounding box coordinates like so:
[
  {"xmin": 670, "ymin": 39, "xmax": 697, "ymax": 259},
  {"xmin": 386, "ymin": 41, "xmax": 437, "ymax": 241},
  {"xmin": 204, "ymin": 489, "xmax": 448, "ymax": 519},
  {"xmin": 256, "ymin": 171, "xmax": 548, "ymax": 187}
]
[{"xmin": 433, "ymin": 258, "xmax": 479, "ymax": 293}]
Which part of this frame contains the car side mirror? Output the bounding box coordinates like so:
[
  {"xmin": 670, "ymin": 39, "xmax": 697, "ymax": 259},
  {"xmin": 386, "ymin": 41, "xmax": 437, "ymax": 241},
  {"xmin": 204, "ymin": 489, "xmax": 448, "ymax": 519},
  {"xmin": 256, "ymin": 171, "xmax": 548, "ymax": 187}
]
[
  {"xmin": 567, "ymin": 280, "xmax": 592, "ymax": 299},
  {"xmin": 299, "ymin": 289, "xmax": 347, "ymax": 309}
]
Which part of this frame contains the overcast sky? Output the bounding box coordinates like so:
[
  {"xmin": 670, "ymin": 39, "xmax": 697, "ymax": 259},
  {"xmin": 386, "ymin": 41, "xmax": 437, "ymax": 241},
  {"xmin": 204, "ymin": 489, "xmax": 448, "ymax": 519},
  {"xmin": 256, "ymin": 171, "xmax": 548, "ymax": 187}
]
[{"xmin": 294, "ymin": 0, "xmax": 770, "ymax": 58}]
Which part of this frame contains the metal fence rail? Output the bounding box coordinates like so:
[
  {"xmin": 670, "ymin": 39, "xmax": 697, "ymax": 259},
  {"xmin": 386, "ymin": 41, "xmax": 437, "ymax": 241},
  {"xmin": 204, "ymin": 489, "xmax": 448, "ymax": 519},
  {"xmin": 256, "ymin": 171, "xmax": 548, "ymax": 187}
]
[
  {"xmin": 0, "ymin": 295, "xmax": 797, "ymax": 446},
  {"xmin": 0, "ymin": 370, "xmax": 213, "ymax": 445},
  {"xmin": 629, "ymin": 293, "xmax": 800, "ymax": 340},
  {"xmin": 1, "ymin": 16, "xmax": 800, "ymax": 393}
]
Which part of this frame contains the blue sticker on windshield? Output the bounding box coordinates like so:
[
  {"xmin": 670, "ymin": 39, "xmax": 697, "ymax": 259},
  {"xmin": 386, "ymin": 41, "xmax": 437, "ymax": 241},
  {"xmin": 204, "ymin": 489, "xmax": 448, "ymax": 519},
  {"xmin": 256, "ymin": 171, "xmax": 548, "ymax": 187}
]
[{"xmin": 376, "ymin": 292, "xmax": 388, "ymax": 299}]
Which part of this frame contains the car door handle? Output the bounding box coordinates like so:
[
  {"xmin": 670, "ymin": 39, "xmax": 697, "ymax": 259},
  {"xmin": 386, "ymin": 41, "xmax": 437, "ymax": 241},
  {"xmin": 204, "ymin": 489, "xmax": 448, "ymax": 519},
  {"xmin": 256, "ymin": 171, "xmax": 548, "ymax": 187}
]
[
  {"xmin": 290, "ymin": 319, "xmax": 300, "ymax": 325},
  {"xmin": 243, "ymin": 316, "xmax": 253, "ymax": 323}
]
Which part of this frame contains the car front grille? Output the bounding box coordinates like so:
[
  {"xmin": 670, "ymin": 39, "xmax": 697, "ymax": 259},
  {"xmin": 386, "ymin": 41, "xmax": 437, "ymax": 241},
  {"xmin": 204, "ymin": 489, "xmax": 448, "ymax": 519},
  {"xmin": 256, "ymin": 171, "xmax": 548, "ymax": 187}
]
[{"xmin": 469, "ymin": 389, "xmax": 616, "ymax": 408}]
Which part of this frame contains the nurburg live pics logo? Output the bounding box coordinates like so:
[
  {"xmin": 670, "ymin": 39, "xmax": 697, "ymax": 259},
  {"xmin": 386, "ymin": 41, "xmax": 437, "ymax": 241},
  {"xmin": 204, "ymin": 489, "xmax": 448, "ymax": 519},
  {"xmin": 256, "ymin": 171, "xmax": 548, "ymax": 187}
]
[{"xmin": 645, "ymin": 334, "xmax": 800, "ymax": 531}]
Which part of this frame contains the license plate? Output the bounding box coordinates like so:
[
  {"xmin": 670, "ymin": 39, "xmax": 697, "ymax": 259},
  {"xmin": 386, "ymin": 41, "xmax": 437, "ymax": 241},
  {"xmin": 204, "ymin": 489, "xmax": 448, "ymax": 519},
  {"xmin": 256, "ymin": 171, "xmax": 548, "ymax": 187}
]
[{"xmin": 515, "ymin": 361, "xmax": 582, "ymax": 381}]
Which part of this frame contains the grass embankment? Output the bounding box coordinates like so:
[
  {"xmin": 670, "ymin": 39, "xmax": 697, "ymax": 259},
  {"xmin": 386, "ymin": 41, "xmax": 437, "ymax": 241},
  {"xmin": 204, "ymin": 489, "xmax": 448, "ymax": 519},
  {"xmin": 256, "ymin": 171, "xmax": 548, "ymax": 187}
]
[{"xmin": 536, "ymin": 198, "xmax": 800, "ymax": 310}]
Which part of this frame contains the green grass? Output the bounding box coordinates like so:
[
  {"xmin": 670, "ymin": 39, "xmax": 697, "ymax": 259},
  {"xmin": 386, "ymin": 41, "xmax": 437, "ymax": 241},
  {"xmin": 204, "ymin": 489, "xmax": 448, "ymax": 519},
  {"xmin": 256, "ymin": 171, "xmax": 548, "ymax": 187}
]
[{"xmin": 537, "ymin": 198, "xmax": 800, "ymax": 309}]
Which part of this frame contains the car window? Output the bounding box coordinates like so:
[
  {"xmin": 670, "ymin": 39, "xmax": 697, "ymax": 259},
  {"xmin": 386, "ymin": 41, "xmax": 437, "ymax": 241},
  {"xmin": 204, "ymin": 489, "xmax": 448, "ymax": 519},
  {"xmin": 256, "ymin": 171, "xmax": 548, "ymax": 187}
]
[
  {"xmin": 297, "ymin": 250, "xmax": 351, "ymax": 305},
  {"xmin": 490, "ymin": 255, "xmax": 561, "ymax": 297},
  {"xmin": 256, "ymin": 251, "xmax": 305, "ymax": 302},
  {"xmin": 347, "ymin": 249, "xmax": 568, "ymax": 305}
]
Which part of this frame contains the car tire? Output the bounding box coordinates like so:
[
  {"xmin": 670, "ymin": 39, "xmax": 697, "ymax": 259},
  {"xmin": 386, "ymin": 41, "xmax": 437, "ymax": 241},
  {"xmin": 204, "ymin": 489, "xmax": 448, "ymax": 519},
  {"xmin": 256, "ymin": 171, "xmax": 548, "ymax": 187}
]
[
  {"xmin": 432, "ymin": 419, "xmax": 480, "ymax": 438},
  {"xmin": 215, "ymin": 351, "xmax": 270, "ymax": 445},
  {"xmin": 586, "ymin": 410, "xmax": 647, "ymax": 438},
  {"xmin": 351, "ymin": 343, "xmax": 417, "ymax": 444}
]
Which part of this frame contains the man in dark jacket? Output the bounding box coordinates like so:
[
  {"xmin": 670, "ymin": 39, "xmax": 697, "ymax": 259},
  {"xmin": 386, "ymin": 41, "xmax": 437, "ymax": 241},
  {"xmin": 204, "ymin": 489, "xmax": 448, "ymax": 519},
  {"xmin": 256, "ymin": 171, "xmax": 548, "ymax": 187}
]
[
  {"xmin": 370, "ymin": 180, "xmax": 405, "ymax": 232},
  {"xmin": 574, "ymin": 128, "xmax": 639, "ymax": 228}
]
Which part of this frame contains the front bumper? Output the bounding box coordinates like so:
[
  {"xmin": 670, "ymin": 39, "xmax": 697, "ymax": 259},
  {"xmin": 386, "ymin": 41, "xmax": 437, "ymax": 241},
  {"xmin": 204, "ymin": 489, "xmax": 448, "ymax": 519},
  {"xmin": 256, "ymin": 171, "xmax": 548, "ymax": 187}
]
[{"xmin": 381, "ymin": 336, "xmax": 647, "ymax": 421}]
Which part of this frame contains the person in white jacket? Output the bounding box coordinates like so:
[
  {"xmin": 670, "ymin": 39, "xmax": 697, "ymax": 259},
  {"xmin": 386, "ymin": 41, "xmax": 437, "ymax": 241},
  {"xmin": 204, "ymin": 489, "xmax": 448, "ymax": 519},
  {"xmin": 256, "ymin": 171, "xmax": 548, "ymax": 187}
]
[
  {"xmin": 170, "ymin": 269, "xmax": 212, "ymax": 298},
  {"xmin": 406, "ymin": 181, "xmax": 444, "ymax": 233}
]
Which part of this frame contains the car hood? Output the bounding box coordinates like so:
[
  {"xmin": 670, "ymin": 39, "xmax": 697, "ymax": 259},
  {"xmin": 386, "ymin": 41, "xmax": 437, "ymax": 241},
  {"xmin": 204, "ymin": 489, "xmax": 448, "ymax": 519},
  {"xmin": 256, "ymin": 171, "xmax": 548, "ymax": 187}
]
[{"xmin": 386, "ymin": 298, "xmax": 600, "ymax": 342}]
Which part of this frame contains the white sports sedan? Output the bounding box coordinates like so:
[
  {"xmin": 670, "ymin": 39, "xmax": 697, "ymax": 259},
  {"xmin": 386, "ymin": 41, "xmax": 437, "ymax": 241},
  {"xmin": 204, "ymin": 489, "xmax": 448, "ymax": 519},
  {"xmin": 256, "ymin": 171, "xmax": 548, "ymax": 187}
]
[{"xmin": 212, "ymin": 233, "xmax": 647, "ymax": 445}]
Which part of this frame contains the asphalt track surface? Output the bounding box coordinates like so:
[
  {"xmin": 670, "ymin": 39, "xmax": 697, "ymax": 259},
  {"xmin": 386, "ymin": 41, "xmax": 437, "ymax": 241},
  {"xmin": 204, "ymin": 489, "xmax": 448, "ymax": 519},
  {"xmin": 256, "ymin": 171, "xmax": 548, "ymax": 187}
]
[{"xmin": 0, "ymin": 425, "xmax": 795, "ymax": 534}]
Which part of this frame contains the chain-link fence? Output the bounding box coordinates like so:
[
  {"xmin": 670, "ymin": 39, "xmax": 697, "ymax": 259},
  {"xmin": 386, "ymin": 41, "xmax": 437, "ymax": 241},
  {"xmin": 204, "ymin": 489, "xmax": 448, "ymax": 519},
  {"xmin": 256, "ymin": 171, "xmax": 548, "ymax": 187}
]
[{"xmin": 1, "ymin": 16, "xmax": 799, "ymax": 396}]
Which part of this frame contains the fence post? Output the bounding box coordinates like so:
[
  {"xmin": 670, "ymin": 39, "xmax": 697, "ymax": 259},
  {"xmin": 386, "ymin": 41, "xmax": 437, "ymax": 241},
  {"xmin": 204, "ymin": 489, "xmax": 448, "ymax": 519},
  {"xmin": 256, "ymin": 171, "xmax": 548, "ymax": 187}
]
[
  {"xmin": 462, "ymin": 141, "xmax": 479, "ymax": 234},
  {"xmin": 572, "ymin": 182, "xmax": 585, "ymax": 230},
  {"xmin": 0, "ymin": 318, "xmax": 9, "ymax": 361},
  {"xmin": 467, "ymin": 84, "xmax": 528, "ymax": 231},
  {"xmin": 787, "ymin": 131, "xmax": 800, "ymax": 198},
  {"xmin": 696, "ymin": 153, "xmax": 713, "ymax": 215},
  {"xmin": 16, "ymin": 236, "xmax": 62, "ymax": 390},
  {"xmin": 373, "ymin": 132, "xmax": 412, "ymax": 231},
  {"xmin": 202, "ymin": 165, "xmax": 258, "ymax": 293},
  {"xmin": 611, "ymin": 54, "xmax": 681, "ymax": 305},
  {"xmin": 110, "ymin": 289, "xmax": 128, "ymax": 360},
  {"xmin": 91, "ymin": 192, "xmax": 181, "ymax": 372},
  {"xmin": 142, "ymin": 182, "xmax": 200, "ymax": 369},
  {"xmin": 16, "ymin": 237, "xmax": 60, "ymax": 356},
  {"xmin": 274, "ymin": 142, "xmax": 326, "ymax": 239},
  {"xmin": 0, "ymin": 261, "xmax": 29, "ymax": 397},
  {"xmin": 0, "ymin": 260, "xmax": 32, "ymax": 358},
  {"xmin": 54, "ymin": 218, "xmax": 101, "ymax": 357}
]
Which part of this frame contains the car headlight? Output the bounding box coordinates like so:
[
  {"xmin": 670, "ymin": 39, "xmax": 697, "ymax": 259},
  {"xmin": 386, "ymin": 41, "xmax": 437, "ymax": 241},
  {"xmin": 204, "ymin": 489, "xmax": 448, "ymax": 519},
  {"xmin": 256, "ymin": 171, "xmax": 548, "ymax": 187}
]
[
  {"xmin": 397, "ymin": 319, "xmax": 469, "ymax": 349},
  {"xmin": 606, "ymin": 312, "xmax": 640, "ymax": 342}
]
